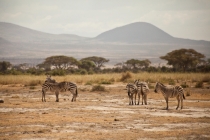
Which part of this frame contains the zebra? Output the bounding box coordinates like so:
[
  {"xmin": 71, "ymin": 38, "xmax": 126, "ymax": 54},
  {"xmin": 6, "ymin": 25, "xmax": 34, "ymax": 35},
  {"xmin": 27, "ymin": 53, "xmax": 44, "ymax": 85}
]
[
  {"xmin": 126, "ymin": 83, "xmax": 137, "ymax": 105},
  {"xmin": 134, "ymin": 80, "xmax": 150, "ymax": 105},
  {"xmin": 42, "ymin": 81, "xmax": 68, "ymax": 102},
  {"xmin": 45, "ymin": 75, "xmax": 56, "ymax": 83},
  {"xmin": 154, "ymin": 82, "xmax": 185, "ymax": 110},
  {"xmin": 66, "ymin": 82, "xmax": 78, "ymax": 102}
]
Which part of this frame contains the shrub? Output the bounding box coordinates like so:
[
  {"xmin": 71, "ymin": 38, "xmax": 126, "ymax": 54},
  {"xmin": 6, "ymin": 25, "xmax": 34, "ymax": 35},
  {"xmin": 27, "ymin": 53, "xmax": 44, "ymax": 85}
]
[
  {"xmin": 80, "ymin": 69, "xmax": 88, "ymax": 75},
  {"xmin": 181, "ymin": 83, "xmax": 189, "ymax": 88},
  {"xmin": 27, "ymin": 80, "xmax": 41, "ymax": 86},
  {"xmin": 120, "ymin": 71, "xmax": 132, "ymax": 82},
  {"xmin": 195, "ymin": 81, "xmax": 203, "ymax": 88},
  {"xmin": 91, "ymin": 85, "xmax": 105, "ymax": 92}
]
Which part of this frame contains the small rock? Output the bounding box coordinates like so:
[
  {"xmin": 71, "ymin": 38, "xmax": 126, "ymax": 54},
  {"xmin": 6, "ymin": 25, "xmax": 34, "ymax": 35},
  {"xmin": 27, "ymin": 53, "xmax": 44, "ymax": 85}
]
[{"xmin": 0, "ymin": 100, "xmax": 4, "ymax": 103}]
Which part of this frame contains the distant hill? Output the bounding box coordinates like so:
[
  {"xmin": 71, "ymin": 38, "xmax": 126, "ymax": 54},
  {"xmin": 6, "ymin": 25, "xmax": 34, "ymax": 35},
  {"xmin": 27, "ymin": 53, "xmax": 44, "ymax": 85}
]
[
  {"xmin": 95, "ymin": 22, "xmax": 210, "ymax": 46},
  {"xmin": 0, "ymin": 22, "xmax": 87, "ymax": 43},
  {"xmin": 0, "ymin": 22, "xmax": 209, "ymax": 65}
]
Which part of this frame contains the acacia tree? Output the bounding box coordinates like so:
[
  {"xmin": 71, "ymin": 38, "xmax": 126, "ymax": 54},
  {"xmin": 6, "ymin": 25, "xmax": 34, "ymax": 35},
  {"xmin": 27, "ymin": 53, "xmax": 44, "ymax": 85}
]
[
  {"xmin": 42, "ymin": 55, "xmax": 79, "ymax": 70},
  {"xmin": 81, "ymin": 56, "xmax": 109, "ymax": 69},
  {"xmin": 160, "ymin": 49, "xmax": 205, "ymax": 71},
  {"xmin": 0, "ymin": 61, "xmax": 12, "ymax": 72},
  {"xmin": 125, "ymin": 59, "xmax": 151, "ymax": 69},
  {"xmin": 78, "ymin": 60, "xmax": 96, "ymax": 71}
]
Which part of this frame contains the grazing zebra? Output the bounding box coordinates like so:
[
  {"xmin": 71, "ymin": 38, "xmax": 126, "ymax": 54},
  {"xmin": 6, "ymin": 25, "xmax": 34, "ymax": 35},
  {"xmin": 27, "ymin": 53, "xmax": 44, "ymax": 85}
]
[
  {"xmin": 42, "ymin": 81, "xmax": 68, "ymax": 102},
  {"xmin": 126, "ymin": 83, "xmax": 137, "ymax": 105},
  {"xmin": 66, "ymin": 82, "xmax": 78, "ymax": 102},
  {"xmin": 134, "ymin": 80, "xmax": 150, "ymax": 105},
  {"xmin": 154, "ymin": 82, "xmax": 185, "ymax": 110},
  {"xmin": 45, "ymin": 75, "xmax": 56, "ymax": 83}
]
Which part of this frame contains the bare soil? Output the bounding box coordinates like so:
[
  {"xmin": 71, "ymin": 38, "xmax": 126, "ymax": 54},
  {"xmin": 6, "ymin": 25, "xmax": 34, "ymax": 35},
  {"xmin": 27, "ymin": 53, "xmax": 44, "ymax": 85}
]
[{"xmin": 0, "ymin": 83, "xmax": 210, "ymax": 140}]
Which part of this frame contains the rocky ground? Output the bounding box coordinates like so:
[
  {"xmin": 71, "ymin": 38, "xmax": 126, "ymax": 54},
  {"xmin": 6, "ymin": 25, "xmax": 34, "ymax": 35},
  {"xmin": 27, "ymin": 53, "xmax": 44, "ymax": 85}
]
[{"xmin": 0, "ymin": 83, "xmax": 210, "ymax": 140}]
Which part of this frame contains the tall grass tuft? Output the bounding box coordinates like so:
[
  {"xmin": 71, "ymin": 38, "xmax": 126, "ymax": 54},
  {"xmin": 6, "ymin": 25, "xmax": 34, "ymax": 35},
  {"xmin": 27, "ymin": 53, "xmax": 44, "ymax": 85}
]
[
  {"xmin": 91, "ymin": 85, "xmax": 105, "ymax": 92},
  {"xmin": 120, "ymin": 71, "xmax": 132, "ymax": 82}
]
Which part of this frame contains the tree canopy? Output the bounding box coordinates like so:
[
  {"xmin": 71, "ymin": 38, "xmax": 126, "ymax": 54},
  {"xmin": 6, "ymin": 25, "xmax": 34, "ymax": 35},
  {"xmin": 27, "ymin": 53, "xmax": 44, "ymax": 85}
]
[
  {"xmin": 0, "ymin": 61, "xmax": 12, "ymax": 72},
  {"xmin": 78, "ymin": 60, "xmax": 96, "ymax": 71},
  {"xmin": 125, "ymin": 59, "xmax": 151, "ymax": 69},
  {"xmin": 160, "ymin": 49, "xmax": 205, "ymax": 71},
  {"xmin": 42, "ymin": 55, "xmax": 79, "ymax": 69},
  {"xmin": 81, "ymin": 56, "xmax": 109, "ymax": 69}
]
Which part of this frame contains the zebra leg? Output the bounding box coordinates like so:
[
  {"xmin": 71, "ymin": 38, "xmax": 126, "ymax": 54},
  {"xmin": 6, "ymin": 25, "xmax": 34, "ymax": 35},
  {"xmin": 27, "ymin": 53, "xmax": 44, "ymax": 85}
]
[
  {"xmin": 181, "ymin": 95, "xmax": 184, "ymax": 109},
  {"xmin": 165, "ymin": 97, "xmax": 169, "ymax": 110},
  {"xmin": 42, "ymin": 90, "xmax": 46, "ymax": 102},
  {"xmin": 137, "ymin": 92, "xmax": 140, "ymax": 105},
  {"xmin": 131, "ymin": 94, "xmax": 134, "ymax": 105},
  {"xmin": 55, "ymin": 91, "xmax": 59, "ymax": 102},
  {"xmin": 142, "ymin": 94, "xmax": 144, "ymax": 105},
  {"xmin": 144, "ymin": 94, "xmax": 147, "ymax": 105},
  {"xmin": 134, "ymin": 93, "xmax": 137, "ymax": 105},
  {"xmin": 176, "ymin": 96, "xmax": 180, "ymax": 110},
  {"xmin": 71, "ymin": 95, "xmax": 76, "ymax": 102}
]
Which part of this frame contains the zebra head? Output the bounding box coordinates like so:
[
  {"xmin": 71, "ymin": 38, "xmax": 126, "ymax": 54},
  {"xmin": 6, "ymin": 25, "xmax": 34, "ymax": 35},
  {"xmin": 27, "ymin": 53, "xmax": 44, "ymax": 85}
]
[
  {"xmin": 141, "ymin": 82, "xmax": 150, "ymax": 92},
  {"xmin": 154, "ymin": 82, "xmax": 158, "ymax": 93},
  {"xmin": 126, "ymin": 83, "xmax": 133, "ymax": 97},
  {"xmin": 154, "ymin": 82, "xmax": 162, "ymax": 93},
  {"xmin": 134, "ymin": 79, "xmax": 140, "ymax": 85},
  {"xmin": 45, "ymin": 75, "xmax": 56, "ymax": 83}
]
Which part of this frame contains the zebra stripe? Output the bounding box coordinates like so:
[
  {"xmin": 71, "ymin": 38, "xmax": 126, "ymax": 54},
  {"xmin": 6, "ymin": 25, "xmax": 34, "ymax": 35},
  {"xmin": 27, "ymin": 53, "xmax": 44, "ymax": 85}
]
[
  {"xmin": 154, "ymin": 82, "xmax": 185, "ymax": 110},
  {"xmin": 66, "ymin": 82, "xmax": 78, "ymax": 102},
  {"xmin": 126, "ymin": 83, "xmax": 137, "ymax": 105},
  {"xmin": 134, "ymin": 80, "xmax": 150, "ymax": 105},
  {"xmin": 42, "ymin": 81, "xmax": 68, "ymax": 102}
]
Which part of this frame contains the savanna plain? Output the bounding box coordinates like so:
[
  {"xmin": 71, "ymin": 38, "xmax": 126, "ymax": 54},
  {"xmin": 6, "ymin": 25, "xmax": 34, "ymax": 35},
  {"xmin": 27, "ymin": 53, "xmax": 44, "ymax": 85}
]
[{"xmin": 0, "ymin": 73, "xmax": 210, "ymax": 140}]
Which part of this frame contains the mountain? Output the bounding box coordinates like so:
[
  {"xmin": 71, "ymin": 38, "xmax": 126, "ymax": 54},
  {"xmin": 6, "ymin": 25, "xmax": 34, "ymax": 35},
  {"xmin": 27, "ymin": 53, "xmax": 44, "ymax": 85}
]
[
  {"xmin": 0, "ymin": 22, "xmax": 88, "ymax": 43},
  {"xmin": 95, "ymin": 22, "xmax": 173, "ymax": 43},
  {"xmin": 95, "ymin": 22, "xmax": 210, "ymax": 46},
  {"xmin": 0, "ymin": 22, "xmax": 209, "ymax": 65}
]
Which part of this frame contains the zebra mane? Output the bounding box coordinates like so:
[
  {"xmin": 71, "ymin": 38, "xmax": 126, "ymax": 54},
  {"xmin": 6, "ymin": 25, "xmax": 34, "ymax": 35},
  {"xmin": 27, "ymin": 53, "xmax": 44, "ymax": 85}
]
[{"xmin": 157, "ymin": 82, "xmax": 166, "ymax": 87}]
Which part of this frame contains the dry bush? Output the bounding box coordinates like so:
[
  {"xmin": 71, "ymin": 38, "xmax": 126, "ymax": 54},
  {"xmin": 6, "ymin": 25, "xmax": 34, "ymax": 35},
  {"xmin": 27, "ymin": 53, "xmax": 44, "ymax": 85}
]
[
  {"xmin": 195, "ymin": 81, "xmax": 203, "ymax": 88},
  {"xmin": 91, "ymin": 85, "xmax": 106, "ymax": 92},
  {"xmin": 120, "ymin": 71, "xmax": 132, "ymax": 82}
]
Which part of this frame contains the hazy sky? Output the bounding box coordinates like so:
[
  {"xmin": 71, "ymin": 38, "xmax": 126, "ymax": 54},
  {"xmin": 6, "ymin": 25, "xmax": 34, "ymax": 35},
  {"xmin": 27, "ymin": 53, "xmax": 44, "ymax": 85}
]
[{"xmin": 0, "ymin": 0, "xmax": 210, "ymax": 40}]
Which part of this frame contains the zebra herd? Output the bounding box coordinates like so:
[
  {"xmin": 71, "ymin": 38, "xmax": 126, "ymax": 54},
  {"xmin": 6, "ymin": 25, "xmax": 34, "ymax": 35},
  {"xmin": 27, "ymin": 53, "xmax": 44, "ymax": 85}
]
[
  {"xmin": 126, "ymin": 80, "xmax": 185, "ymax": 110},
  {"xmin": 42, "ymin": 75, "xmax": 185, "ymax": 110}
]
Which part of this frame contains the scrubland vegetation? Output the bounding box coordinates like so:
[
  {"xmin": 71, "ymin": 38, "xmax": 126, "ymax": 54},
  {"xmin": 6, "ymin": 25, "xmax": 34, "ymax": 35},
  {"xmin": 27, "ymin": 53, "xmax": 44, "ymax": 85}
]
[{"xmin": 0, "ymin": 72, "xmax": 209, "ymax": 87}]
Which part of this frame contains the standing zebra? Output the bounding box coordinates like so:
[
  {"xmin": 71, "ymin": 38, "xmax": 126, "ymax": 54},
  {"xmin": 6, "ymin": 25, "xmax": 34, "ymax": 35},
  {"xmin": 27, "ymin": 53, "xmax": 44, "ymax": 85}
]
[
  {"xmin": 134, "ymin": 80, "xmax": 150, "ymax": 105},
  {"xmin": 66, "ymin": 82, "xmax": 78, "ymax": 102},
  {"xmin": 42, "ymin": 81, "xmax": 68, "ymax": 102},
  {"xmin": 126, "ymin": 83, "xmax": 137, "ymax": 105},
  {"xmin": 154, "ymin": 82, "xmax": 185, "ymax": 110}
]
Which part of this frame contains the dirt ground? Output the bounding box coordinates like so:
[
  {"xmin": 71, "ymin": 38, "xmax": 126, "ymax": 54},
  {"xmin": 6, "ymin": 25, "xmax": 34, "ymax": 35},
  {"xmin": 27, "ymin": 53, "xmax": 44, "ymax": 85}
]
[{"xmin": 0, "ymin": 83, "xmax": 210, "ymax": 140}]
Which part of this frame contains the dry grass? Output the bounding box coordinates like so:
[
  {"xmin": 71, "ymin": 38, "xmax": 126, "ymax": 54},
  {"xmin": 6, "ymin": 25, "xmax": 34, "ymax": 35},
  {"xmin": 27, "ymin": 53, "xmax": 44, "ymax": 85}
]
[{"xmin": 0, "ymin": 73, "xmax": 209, "ymax": 86}]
